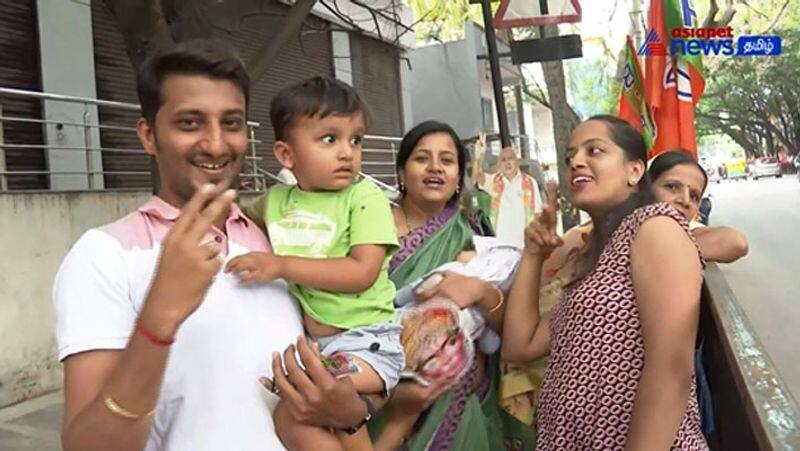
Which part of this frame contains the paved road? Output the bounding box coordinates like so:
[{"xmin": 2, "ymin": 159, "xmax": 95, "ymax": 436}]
[{"xmin": 709, "ymin": 175, "xmax": 800, "ymax": 403}]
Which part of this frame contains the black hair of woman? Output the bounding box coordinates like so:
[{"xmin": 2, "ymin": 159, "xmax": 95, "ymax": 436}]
[
  {"xmin": 649, "ymin": 149, "xmax": 709, "ymax": 192},
  {"xmin": 577, "ymin": 115, "xmax": 655, "ymax": 278}
]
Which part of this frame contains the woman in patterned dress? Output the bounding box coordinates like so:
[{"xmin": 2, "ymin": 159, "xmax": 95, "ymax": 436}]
[
  {"xmin": 502, "ymin": 115, "xmax": 708, "ymax": 450},
  {"xmin": 499, "ymin": 150, "xmax": 749, "ymax": 432}
]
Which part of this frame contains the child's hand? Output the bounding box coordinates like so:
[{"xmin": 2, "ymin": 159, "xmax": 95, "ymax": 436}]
[{"xmin": 225, "ymin": 251, "xmax": 285, "ymax": 283}]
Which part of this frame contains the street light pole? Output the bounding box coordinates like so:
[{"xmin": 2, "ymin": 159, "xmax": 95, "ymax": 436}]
[{"xmin": 478, "ymin": 0, "xmax": 511, "ymax": 148}]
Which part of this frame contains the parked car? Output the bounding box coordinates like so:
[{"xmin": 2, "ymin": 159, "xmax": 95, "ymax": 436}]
[
  {"xmin": 795, "ymin": 155, "xmax": 800, "ymax": 183},
  {"xmin": 752, "ymin": 157, "xmax": 782, "ymax": 179}
]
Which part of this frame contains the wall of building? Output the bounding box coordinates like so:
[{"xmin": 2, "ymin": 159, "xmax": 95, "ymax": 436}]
[
  {"xmin": 0, "ymin": 191, "xmax": 151, "ymax": 407},
  {"xmin": 404, "ymin": 39, "xmax": 483, "ymax": 140},
  {"xmin": 36, "ymin": 0, "xmax": 103, "ymax": 190},
  {"xmin": 0, "ymin": 189, "xmax": 268, "ymax": 408},
  {"xmin": 526, "ymin": 101, "xmax": 558, "ymax": 164},
  {"xmin": 0, "ymin": 0, "xmax": 46, "ymax": 190}
]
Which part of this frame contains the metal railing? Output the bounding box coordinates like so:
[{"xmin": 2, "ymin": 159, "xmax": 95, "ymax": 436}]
[
  {"xmin": 701, "ymin": 263, "xmax": 800, "ymax": 450},
  {"xmin": 0, "ymin": 87, "xmax": 402, "ymax": 192}
]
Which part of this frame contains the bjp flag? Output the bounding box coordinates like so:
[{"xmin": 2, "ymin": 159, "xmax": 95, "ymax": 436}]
[
  {"xmin": 643, "ymin": 0, "xmax": 705, "ymax": 159},
  {"xmin": 618, "ymin": 35, "xmax": 654, "ymax": 149}
]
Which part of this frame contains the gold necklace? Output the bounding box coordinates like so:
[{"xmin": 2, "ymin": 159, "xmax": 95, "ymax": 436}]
[{"xmin": 400, "ymin": 201, "xmax": 436, "ymax": 232}]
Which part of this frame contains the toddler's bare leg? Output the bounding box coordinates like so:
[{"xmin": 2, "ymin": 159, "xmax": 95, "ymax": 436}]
[
  {"xmin": 329, "ymin": 354, "xmax": 386, "ymax": 451},
  {"xmin": 342, "ymin": 355, "xmax": 386, "ymax": 394}
]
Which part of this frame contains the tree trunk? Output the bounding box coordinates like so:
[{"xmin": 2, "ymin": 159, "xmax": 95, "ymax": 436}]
[
  {"xmin": 246, "ymin": 0, "xmax": 319, "ymax": 83},
  {"xmin": 104, "ymin": 0, "xmax": 320, "ymax": 84},
  {"xmin": 102, "ymin": 0, "xmax": 176, "ymax": 72},
  {"xmin": 539, "ymin": 25, "xmax": 580, "ymax": 231},
  {"xmin": 165, "ymin": 0, "xmax": 216, "ymax": 42}
]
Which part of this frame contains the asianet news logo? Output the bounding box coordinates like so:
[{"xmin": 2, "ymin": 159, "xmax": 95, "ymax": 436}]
[{"xmin": 638, "ymin": 27, "xmax": 781, "ymax": 57}]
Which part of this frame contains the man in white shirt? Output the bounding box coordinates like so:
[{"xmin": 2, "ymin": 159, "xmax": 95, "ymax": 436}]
[
  {"xmin": 55, "ymin": 40, "xmax": 372, "ymax": 451},
  {"xmin": 472, "ymin": 137, "xmax": 542, "ymax": 248}
]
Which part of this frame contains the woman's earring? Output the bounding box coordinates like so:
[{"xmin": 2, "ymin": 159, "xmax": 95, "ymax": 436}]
[
  {"xmin": 628, "ymin": 178, "xmax": 638, "ymax": 186},
  {"xmin": 398, "ymin": 182, "xmax": 405, "ymax": 194},
  {"xmin": 456, "ymin": 185, "xmax": 461, "ymax": 194}
]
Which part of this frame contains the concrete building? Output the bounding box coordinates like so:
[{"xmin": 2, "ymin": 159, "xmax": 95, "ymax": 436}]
[
  {"xmin": 403, "ymin": 21, "xmax": 556, "ymax": 163},
  {"xmin": 0, "ymin": 0, "xmax": 413, "ymax": 408},
  {"xmin": 0, "ymin": 0, "xmax": 413, "ymax": 191}
]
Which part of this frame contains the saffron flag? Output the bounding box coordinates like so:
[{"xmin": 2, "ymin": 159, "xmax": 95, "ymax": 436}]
[
  {"xmin": 643, "ymin": 0, "xmax": 705, "ymax": 159},
  {"xmin": 618, "ymin": 35, "xmax": 654, "ymax": 149}
]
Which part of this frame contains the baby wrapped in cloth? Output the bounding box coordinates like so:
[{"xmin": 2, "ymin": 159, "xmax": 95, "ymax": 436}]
[{"xmin": 395, "ymin": 237, "xmax": 521, "ymax": 385}]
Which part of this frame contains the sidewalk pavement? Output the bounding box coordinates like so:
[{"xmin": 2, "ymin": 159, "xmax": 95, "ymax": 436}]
[{"xmin": 0, "ymin": 391, "xmax": 62, "ymax": 451}]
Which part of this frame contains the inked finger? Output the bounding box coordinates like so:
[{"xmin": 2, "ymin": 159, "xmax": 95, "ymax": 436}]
[
  {"xmin": 172, "ymin": 183, "xmax": 215, "ymax": 236},
  {"xmin": 200, "ymin": 241, "xmax": 222, "ymax": 260},
  {"xmin": 187, "ymin": 188, "xmax": 236, "ymax": 244}
]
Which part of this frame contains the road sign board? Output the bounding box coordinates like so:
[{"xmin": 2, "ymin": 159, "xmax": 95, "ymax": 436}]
[
  {"xmin": 493, "ymin": 0, "xmax": 582, "ymax": 29},
  {"xmin": 510, "ymin": 34, "xmax": 583, "ymax": 63}
]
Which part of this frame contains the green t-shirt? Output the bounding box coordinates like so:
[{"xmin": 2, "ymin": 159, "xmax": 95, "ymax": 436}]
[{"xmin": 248, "ymin": 178, "xmax": 399, "ymax": 329}]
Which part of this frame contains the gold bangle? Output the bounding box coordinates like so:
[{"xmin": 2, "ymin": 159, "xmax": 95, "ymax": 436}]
[
  {"xmin": 487, "ymin": 284, "xmax": 505, "ymax": 314},
  {"xmin": 103, "ymin": 394, "xmax": 154, "ymax": 421}
]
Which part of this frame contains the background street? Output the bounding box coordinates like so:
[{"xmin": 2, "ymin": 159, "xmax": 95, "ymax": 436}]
[{"xmin": 711, "ymin": 175, "xmax": 800, "ymax": 403}]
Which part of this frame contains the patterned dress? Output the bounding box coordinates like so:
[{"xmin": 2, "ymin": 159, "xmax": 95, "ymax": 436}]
[{"xmin": 536, "ymin": 203, "xmax": 708, "ymax": 451}]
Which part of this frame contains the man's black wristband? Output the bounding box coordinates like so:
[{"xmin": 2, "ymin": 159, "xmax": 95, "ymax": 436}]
[{"xmin": 340, "ymin": 395, "xmax": 376, "ymax": 435}]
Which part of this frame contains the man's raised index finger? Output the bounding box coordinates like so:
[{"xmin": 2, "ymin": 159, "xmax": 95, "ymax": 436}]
[
  {"xmin": 186, "ymin": 188, "xmax": 236, "ymax": 244},
  {"xmin": 172, "ymin": 183, "xmax": 215, "ymax": 235}
]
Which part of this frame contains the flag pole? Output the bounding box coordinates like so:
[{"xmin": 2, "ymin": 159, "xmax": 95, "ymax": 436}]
[{"xmin": 478, "ymin": 0, "xmax": 512, "ymax": 148}]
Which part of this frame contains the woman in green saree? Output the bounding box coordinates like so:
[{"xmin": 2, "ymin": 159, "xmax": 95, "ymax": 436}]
[{"xmin": 369, "ymin": 121, "xmax": 536, "ymax": 451}]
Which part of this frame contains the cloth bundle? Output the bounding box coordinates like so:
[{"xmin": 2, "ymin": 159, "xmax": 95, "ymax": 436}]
[
  {"xmin": 398, "ymin": 298, "xmax": 472, "ymax": 384},
  {"xmin": 396, "ymin": 237, "xmax": 521, "ymax": 385}
]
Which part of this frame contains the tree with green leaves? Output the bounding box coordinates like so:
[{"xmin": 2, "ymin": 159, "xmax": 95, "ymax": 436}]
[
  {"xmin": 697, "ymin": 28, "xmax": 799, "ymax": 157},
  {"xmin": 406, "ymin": 0, "xmax": 484, "ymax": 42},
  {"xmin": 695, "ymin": 1, "xmax": 799, "ymax": 157}
]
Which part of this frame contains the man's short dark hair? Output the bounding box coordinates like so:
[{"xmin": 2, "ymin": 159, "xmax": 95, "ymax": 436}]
[
  {"xmin": 136, "ymin": 39, "xmax": 250, "ymax": 125},
  {"xmin": 270, "ymin": 76, "xmax": 367, "ymax": 141}
]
